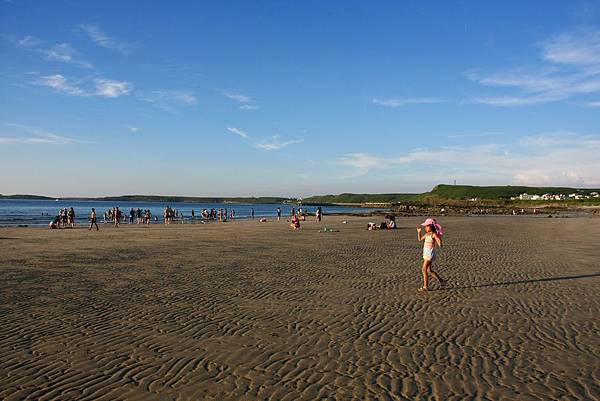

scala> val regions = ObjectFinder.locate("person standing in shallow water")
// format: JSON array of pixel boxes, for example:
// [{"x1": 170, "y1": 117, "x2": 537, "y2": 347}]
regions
[
  {"x1": 89, "y1": 208, "x2": 99, "y2": 231},
  {"x1": 277, "y1": 207, "x2": 281, "y2": 221},
  {"x1": 416, "y1": 218, "x2": 447, "y2": 292}
]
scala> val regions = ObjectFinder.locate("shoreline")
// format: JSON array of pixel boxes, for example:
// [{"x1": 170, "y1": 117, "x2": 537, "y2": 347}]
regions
[{"x1": 2, "y1": 211, "x2": 597, "y2": 229}]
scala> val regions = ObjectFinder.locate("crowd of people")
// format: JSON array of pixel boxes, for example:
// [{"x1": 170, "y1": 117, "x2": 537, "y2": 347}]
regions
[
  {"x1": 48, "y1": 205, "x2": 324, "y2": 230},
  {"x1": 48, "y1": 207, "x2": 76, "y2": 229}
]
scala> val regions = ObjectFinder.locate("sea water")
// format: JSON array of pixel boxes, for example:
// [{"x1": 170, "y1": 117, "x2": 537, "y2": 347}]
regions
[{"x1": 0, "y1": 199, "x2": 379, "y2": 226}]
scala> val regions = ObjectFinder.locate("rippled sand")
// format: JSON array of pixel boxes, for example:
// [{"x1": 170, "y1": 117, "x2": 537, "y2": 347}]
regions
[{"x1": 1, "y1": 216, "x2": 599, "y2": 400}]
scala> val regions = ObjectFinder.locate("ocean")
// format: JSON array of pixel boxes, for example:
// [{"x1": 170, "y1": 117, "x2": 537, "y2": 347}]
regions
[{"x1": 0, "y1": 199, "x2": 380, "y2": 227}]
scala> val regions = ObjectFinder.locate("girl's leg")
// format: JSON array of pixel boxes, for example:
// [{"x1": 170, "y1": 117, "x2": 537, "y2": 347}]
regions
[
  {"x1": 427, "y1": 264, "x2": 447, "y2": 286},
  {"x1": 421, "y1": 260, "x2": 430, "y2": 289}
]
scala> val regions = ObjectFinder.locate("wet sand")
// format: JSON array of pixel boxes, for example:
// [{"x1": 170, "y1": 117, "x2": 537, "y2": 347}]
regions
[{"x1": 1, "y1": 216, "x2": 599, "y2": 400}]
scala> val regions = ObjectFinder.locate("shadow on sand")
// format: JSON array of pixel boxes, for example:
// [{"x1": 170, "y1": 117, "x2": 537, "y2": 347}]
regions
[{"x1": 447, "y1": 273, "x2": 600, "y2": 291}]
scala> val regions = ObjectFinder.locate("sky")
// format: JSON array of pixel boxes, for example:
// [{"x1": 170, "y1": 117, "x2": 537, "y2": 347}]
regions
[{"x1": 1, "y1": 0, "x2": 600, "y2": 197}]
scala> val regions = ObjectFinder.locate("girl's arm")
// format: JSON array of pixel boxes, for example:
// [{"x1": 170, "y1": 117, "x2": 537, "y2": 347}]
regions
[
  {"x1": 434, "y1": 233, "x2": 443, "y2": 247},
  {"x1": 417, "y1": 228, "x2": 424, "y2": 241}
]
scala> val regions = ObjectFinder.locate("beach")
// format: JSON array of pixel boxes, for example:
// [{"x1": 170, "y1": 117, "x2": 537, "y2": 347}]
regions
[{"x1": 1, "y1": 215, "x2": 599, "y2": 400}]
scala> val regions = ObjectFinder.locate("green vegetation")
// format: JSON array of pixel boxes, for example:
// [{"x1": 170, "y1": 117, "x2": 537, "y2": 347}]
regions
[
  {"x1": 302, "y1": 193, "x2": 421, "y2": 204},
  {"x1": 303, "y1": 184, "x2": 600, "y2": 205},
  {"x1": 0, "y1": 194, "x2": 54, "y2": 200},
  {"x1": 425, "y1": 184, "x2": 600, "y2": 200}
]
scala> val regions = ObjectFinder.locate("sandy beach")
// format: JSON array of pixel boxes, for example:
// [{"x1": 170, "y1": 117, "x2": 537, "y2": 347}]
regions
[{"x1": 1, "y1": 215, "x2": 599, "y2": 401}]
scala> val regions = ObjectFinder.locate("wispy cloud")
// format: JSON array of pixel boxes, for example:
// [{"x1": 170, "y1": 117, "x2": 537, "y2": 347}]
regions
[
  {"x1": 17, "y1": 35, "x2": 43, "y2": 47},
  {"x1": 222, "y1": 91, "x2": 260, "y2": 110},
  {"x1": 226, "y1": 127, "x2": 248, "y2": 139},
  {"x1": 35, "y1": 74, "x2": 85, "y2": 96},
  {"x1": 372, "y1": 97, "x2": 442, "y2": 107},
  {"x1": 466, "y1": 28, "x2": 600, "y2": 107},
  {"x1": 33, "y1": 74, "x2": 133, "y2": 98},
  {"x1": 80, "y1": 24, "x2": 131, "y2": 55},
  {"x1": 223, "y1": 91, "x2": 251, "y2": 103},
  {"x1": 585, "y1": 100, "x2": 600, "y2": 107},
  {"x1": 17, "y1": 36, "x2": 93, "y2": 69},
  {"x1": 95, "y1": 78, "x2": 133, "y2": 97},
  {"x1": 540, "y1": 27, "x2": 600, "y2": 65},
  {"x1": 138, "y1": 90, "x2": 198, "y2": 111},
  {"x1": 255, "y1": 135, "x2": 304, "y2": 151},
  {"x1": 447, "y1": 131, "x2": 504, "y2": 139},
  {"x1": 0, "y1": 123, "x2": 84, "y2": 145},
  {"x1": 239, "y1": 104, "x2": 261, "y2": 110},
  {"x1": 126, "y1": 125, "x2": 141, "y2": 133},
  {"x1": 336, "y1": 132, "x2": 600, "y2": 187}
]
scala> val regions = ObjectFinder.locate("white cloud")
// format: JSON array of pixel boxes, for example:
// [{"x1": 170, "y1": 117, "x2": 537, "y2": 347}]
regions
[
  {"x1": 222, "y1": 91, "x2": 261, "y2": 110},
  {"x1": 372, "y1": 97, "x2": 442, "y2": 107},
  {"x1": 223, "y1": 91, "x2": 251, "y2": 103},
  {"x1": 139, "y1": 90, "x2": 198, "y2": 111},
  {"x1": 447, "y1": 131, "x2": 504, "y2": 139},
  {"x1": 335, "y1": 132, "x2": 600, "y2": 187},
  {"x1": 17, "y1": 37, "x2": 93, "y2": 69},
  {"x1": 17, "y1": 35, "x2": 43, "y2": 47},
  {"x1": 34, "y1": 74, "x2": 133, "y2": 98},
  {"x1": 255, "y1": 136, "x2": 304, "y2": 151},
  {"x1": 239, "y1": 104, "x2": 261, "y2": 110},
  {"x1": 94, "y1": 78, "x2": 133, "y2": 97},
  {"x1": 80, "y1": 24, "x2": 131, "y2": 55},
  {"x1": 126, "y1": 126, "x2": 141, "y2": 133},
  {"x1": 585, "y1": 101, "x2": 600, "y2": 107},
  {"x1": 0, "y1": 123, "x2": 83, "y2": 145},
  {"x1": 226, "y1": 127, "x2": 248, "y2": 139},
  {"x1": 466, "y1": 28, "x2": 600, "y2": 106},
  {"x1": 35, "y1": 74, "x2": 85, "y2": 96},
  {"x1": 540, "y1": 27, "x2": 600, "y2": 65}
]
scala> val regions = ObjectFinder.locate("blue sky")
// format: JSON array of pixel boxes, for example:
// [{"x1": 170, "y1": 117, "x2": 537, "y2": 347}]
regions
[{"x1": 1, "y1": 1, "x2": 600, "y2": 197}]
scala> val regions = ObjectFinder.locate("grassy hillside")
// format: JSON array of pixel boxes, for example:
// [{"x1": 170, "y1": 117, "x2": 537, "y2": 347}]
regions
[
  {"x1": 302, "y1": 193, "x2": 421, "y2": 204},
  {"x1": 303, "y1": 184, "x2": 600, "y2": 204},
  {"x1": 426, "y1": 184, "x2": 599, "y2": 200}
]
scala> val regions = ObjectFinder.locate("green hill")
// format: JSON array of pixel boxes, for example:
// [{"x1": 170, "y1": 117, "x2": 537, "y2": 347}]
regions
[
  {"x1": 302, "y1": 193, "x2": 421, "y2": 204},
  {"x1": 426, "y1": 184, "x2": 599, "y2": 200},
  {"x1": 303, "y1": 184, "x2": 600, "y2": 204}
]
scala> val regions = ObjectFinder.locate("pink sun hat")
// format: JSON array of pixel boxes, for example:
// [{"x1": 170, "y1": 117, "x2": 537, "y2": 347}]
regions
[{"x1": 420, "y1": 218, "x2": 444, "y2": 236}]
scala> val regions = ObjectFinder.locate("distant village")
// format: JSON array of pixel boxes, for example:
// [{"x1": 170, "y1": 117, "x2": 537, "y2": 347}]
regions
[{"x1": 511, "y1": 192, "x2": 600, "y2": 201}]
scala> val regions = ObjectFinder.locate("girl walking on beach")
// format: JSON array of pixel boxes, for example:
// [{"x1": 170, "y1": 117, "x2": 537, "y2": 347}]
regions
[{"x1": 416, "y1": 218, "x2": 446, "y2": 291}]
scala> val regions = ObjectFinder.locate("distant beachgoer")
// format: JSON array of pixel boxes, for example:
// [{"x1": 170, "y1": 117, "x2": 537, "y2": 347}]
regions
[
  {"x1": 416, "y1": 218, "x2": 446, "y2": 292},
  {"x1": 291, "y1": 213, "x2": 300, "y2": 230},
  {"x1": 386, "y1": 215, "x2": 396, "y2": 229},
  {"x1": 89, "y1": 208, "x2": 99, "y2": 231},
  {"x1": 49, "y1": 214, "x2": 60, "y2": 229},
  {"x1": 251, "y1": 208, "x2": 255, "y2": 219},
  {"x1": 316, "y1": 206, "x2": 322, "y2": 222},
  {"x1": 191, "y1": 209, "x2": 195, "y2": 223},
  {"x1": 130, "y1": 208, "x2": 135, "y2": 224},
  {"x1": 291, "y1": 207, "x2": 295, "y2": 217},
  {"x1": 114, "y1": 207, "x2": 121, "y2": 227},
  {"x1": 224, "y1": 208, "x2": 228, "y2": 222},
  {"x1": 67, "y1": 207, "x2": 75, "y2": 227},
  {"x1": 277, "y1": 207, "x2": 281, "y2": 221}
]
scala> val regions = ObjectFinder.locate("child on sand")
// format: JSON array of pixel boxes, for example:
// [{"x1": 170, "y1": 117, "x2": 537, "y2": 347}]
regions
[
  {"x1": 416, "y1": 218, "x2": 447, "y2": 291},
  {"x1": 291, "y1": 213, "x2": 300, "y2": 230}
]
